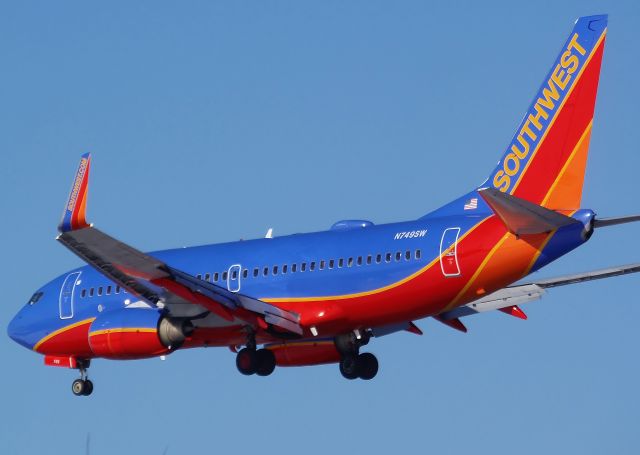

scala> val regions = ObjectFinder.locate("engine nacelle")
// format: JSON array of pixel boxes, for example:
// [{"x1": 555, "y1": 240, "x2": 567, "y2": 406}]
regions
[
  {"x1": 88, "y1": 308, "x2": 192, "y2": 360},
  {"x1": 268, "y1": 340, "x2": 341, "y2": 367}
]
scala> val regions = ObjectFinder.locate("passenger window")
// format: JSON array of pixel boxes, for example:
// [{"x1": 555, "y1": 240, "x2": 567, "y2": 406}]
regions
[
  {"x1": 273, "y1": 265, "x2": 278, "y2": 275},
  {"x1": 263, "y1": 267, "x2": 269, "y2": 277},
  {"x1": 81, "y1": 289, "x2": 87, "y2": 299},
  {"x1": 301, "y1": 263, "x2": 307, "y2": 272},
  {"x1": 320, "y1": 260, "x2": 325, "y2": 270},
  {"x1": 115, "y1": 286, "x2": 121, "y2": 294},
  {"x1": 196, "y1": 274, "x2": 202, "y2": 280},
  {"x1": 367, "y1": 255, "x2": 372, "y2": 265},
  {"x1": 329, "y1": 259, "x2": 334, "y2": 269},
  {"x1": 89, "y1": 288, "x2": 94, "y2": 297},
  {"x1": 97, "y1": 287, "x2": 103, "y2": 296},
  {"x1": 357, "y1": 256, "x2": 362, "y2": 266},
  {"x1": 214, "y1": 272, "x2": 219, "y2": 282},
  {"x1": 385, "y1": 253, "x2": 391, "y2": 263},
  {"x1": 310, "y1": 261, "x2": 316, "y2": 271},
  {"x1": 395, "y1": 252, "x2": 402, "y2": 261},
  {"x1": 243, "y1": 269, "x2": 248, "y2": 279},
  {"x1": 338, "y1": 258, "x2": 344, "y2": 268},
  {"x1": 106, "y1": 285, "x2": 112, "y2": 295},
  {"x1": 405, "y1": 250, "x2": 411, "y2": 260},
  {"x1": 348, "y1": 257, "x2": 353, "y2": 267},
  {"x1": 223, "y1": 271, "x2": 228, "y2": 281},
  {"x1": 283, "y1": 264, "x2": 288, "y2": 274},
  {"x1": 292, "y1": 263, "x2": 297, "y2": 273},
  {"x1": 415, "y1": 249, "x2": 422, "y2": 259},
  {"x1": 232, "y1": 270, "x2": 238, "y2": 279},
  {"x1": 376, "y1": 254, "x2": 382, "y2": 264},
  {"x1": 204, "y1": 273, "x2": 210, "y2": 282},
  {"x1": 253, "y1": 268, "x2": 259, "y2": 277}
]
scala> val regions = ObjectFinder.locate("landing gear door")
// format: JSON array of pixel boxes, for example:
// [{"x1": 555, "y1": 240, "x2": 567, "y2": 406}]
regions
[
  {"x1": 440, "y1": 228, "x2": 461, "y2": 277},
  {"x1": 59, "y1": 271, "x2": 81, "y2": 319},
  {"x1": 227, "y1": 264, "x2": 242, "y2": 293}
]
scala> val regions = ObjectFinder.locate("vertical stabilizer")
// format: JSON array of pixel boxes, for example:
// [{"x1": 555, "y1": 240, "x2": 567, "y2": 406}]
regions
[{"x1": 488, "y1": 15, "x2": 607, "y2": 210}]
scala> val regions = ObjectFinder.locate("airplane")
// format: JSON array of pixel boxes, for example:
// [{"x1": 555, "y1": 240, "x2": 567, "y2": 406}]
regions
[{"x1": 8, "y1": 14, "x2": 640, "y2": 396}]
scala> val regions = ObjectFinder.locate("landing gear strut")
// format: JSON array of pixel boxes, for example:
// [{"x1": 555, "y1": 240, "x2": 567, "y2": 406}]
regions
[
  {"x1": 235, "y1": 331, "x2": 276, "y2": 377},
  {"x1": 335, "y1": 331, "x2": 379, "y2": 380},
  {"x1": 71, "y1": 360, "x2": 93, "y2": 396}
]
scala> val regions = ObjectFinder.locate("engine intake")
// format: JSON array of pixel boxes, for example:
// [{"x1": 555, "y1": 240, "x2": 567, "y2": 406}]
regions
[{"x1": 158, "y1": 317, "x2": 194, "y2": 348}]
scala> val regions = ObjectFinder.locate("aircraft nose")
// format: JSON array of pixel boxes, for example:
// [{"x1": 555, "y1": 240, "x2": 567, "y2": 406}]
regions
[{"x1": 7, "y1": 310, "x2": 34, "y2": 350}]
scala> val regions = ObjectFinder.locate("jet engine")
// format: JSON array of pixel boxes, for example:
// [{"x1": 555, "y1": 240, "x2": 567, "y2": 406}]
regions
[{"x1": 88, "y1": 308, "x2": 193, "y2": 360}]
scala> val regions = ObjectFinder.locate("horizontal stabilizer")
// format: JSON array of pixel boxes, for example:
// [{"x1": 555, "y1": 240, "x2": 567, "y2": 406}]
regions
[
  {"x1": 478, "y1": 187, "x2": 580, "y2": 236},
  {"x1": 594, "y1": 215, "x2": 640, "y2": 228},
  {"x1": 524, "y1": 263, "x2": 640, "y2": 288},
  {"x1": 438, "y1": 263, "x2": 640, "y2": 322}
]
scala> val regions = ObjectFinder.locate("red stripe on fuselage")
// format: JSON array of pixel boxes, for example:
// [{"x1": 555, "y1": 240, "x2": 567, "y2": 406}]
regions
[{"x1": 271, "y1": 216, "x2": 510, "y2": 333}]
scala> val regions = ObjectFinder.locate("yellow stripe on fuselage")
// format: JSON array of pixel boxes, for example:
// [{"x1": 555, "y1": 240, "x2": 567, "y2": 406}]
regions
[
  {"x1": 262, "y1": 216, "x2": 492, "y2": 304},
  {"x1": 89, "y1": 328, "x2": 157, "y2": 337}
]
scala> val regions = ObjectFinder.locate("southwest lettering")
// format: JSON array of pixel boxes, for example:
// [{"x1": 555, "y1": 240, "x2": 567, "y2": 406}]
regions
[
  {"x1": 560, "y1": 49, "x2": 579, "y2": 74},
  {"x1": 493, "y1": 32, "x2": 587, "y2": 193},
  {"x1": 510, "y1": 135, "x2": 530, "y2": 159},
  {"x1": 567, "y1": 33, "x2": 586, "y2": 56},
  {"x1": 504, "y1": 153, "x2": 520, "y2": 176},
  {"x1": 493, "y1": 171, "x2": 510, "y2": 192},
  {"x1": 551, "y1": 65, "x2": 570, "y2": 90}
]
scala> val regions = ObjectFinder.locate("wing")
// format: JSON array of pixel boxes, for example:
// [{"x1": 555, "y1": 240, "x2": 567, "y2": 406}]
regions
[
  {"x1": 56, "y1": 155, "x2": 302, "y2": 335},
  {"x1": 436, "y1": 263, "x2": 640, "y2": 332}
]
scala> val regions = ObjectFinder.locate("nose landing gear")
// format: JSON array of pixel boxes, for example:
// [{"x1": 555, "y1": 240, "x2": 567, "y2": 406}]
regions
[{"x1": 71, "y1": 360, "x2": 93, "y2": 396}]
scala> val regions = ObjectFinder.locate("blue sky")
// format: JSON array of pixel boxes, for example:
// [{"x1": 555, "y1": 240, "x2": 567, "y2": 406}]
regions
[{"x1": 2, "y1": 1, "x2": 640, "y2": 454}]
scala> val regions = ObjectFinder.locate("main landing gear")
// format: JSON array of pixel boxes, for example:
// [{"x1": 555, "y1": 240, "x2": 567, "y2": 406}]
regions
[
  {"x1": 71, "y1": 360, "x2": 93, "y2": 396},
  {"x1": 235, "y1": 332, "x2": 277, "y2": 377},
  {"x1": 335, "y1": 331, "x2": 379, "y2": 381}
]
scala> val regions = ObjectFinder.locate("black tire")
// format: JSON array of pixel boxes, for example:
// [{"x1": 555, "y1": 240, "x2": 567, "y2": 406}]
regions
[
  {"x1": 255, "y1": 349, "x2": 276, "y2": 376},
  {"x1": 83, "y1": 380, "x2": 94, "y2": 396},
  {"x1": 339, "y1": 355, "x2": 360, "y2": 380},
  {"x1": 72, "y1": 379, "x2": 85, "y2": 396},
  {"x1": 236, "y1": 348, "x2": 257, "y2": 375},
  {"x1": 358, "y1": 352, "x2": 378, "y2": 380}
]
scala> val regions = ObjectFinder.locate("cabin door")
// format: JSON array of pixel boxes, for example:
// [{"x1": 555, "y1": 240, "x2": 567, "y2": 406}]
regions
[
  {"x1": 227, "y1": 264, "x2": 242, "y2": 292},
  {"x1": 59, "y1": 271, "x2": 82, "y2": 319},
  {"x1": 439, "y1": 227, "x2": 461, "y2": 277}
]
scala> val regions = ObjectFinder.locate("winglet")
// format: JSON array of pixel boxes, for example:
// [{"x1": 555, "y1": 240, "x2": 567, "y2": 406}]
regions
[{"x1": 58, "y1": 153, "x2": 91, "y2": 233}]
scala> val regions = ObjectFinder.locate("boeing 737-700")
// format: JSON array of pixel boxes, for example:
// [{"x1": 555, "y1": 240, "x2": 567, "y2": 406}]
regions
[{"x1": 8, "y1": 14, "x2": 640, "y2": 396}]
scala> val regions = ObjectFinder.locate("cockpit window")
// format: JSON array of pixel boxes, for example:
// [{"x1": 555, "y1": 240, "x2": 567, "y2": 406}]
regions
[{"x1": 28, "y1": 292, "x2": 44, "y2": 305}]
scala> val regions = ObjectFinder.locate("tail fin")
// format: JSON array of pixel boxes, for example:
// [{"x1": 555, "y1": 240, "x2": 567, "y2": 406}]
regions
[
  {"x1": 488, "y1": 15, "x2": 607, "y2": 210},
  {"x1": 58, "y1": 153, "x2": 91, "y2": 233}
]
